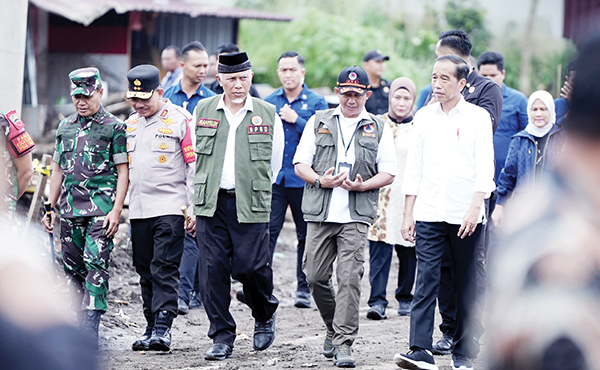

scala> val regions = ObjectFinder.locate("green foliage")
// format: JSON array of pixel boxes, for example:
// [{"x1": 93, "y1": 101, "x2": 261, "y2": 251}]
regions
[
  {"x1": 499, "y1": 41, "x2": 577, "y2": 96},
  {"x1": 239, "y1": 8, "x2": 436, "y2": 91},
  {"x1": 444, "y1": 0, "x2": 492, "y2": 56}
]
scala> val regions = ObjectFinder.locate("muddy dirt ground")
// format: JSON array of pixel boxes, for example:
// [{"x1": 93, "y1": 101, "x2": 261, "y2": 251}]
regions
[{"x1": 99, "y1": 212, "x2": 486, "y2": 370}]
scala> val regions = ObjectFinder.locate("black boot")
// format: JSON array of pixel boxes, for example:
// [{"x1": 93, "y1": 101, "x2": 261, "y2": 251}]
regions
[
  {"x1": 81, "y1": 310, "x2": 103, "y2": 342},
  {"x1": 149, "y1": 310, "x2": 174, "y2": 351},
  {"x1": 132, "y1": 310, "x2": 155, "y2": 351}
]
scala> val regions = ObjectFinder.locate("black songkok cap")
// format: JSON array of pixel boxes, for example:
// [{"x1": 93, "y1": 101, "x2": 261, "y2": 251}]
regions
[{"x1": 218, "y1": 52, "x2": 252, "y2": 74}]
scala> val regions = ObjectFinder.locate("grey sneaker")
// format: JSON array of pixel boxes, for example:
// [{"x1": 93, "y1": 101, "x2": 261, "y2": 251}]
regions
[
  {"x1": 334, "y1": 341, "x2": 356, "y2": 368},
  {"x1": 323, "y1": 329, "x2": 335, "y2": 358}
]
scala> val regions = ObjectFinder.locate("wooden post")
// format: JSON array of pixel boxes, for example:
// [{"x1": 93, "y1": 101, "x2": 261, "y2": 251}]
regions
[{"x1": 26, "y1": 153, "x2": 52, "y2": 229}]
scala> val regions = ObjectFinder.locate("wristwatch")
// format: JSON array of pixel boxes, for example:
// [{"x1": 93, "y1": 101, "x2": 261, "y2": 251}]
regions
[{"x1": 314, "y1": 177, "x2": 321, "y2": 188}]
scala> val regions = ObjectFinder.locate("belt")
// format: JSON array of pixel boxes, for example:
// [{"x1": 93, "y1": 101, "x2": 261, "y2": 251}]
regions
[{"x1": 219, "y1": 188, "x2": 236, "y2": 197}]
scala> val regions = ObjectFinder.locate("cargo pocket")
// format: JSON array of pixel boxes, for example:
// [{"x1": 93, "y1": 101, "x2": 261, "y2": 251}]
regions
[
  {"x1": 251, "y1": 179, "x2": 272, "y2": 212},
  {"x1": 84, "y1": 139, "x2": 111, "y2": 171},
  {"x1": 196, "y1": 127, "x2": 218, "y2": 155},
  {"x1": 356, "y1": 137, "x2": 378, "y2": 164},
  {"x1": 194, "y1": 172, "x2": 208, "y2": 206},
  {"x1": 313, "y1": 134, "x2": 336, "y2": 172},
  {"x1": 248, "y1": 134, "x2": 272, "y2": 161},
  {"x1": 59, "y1": 139, "x2": 75, "y2": 171}
]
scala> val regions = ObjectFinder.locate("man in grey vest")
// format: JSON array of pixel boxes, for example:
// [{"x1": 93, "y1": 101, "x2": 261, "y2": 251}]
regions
[
  {"x1": 193, "y1": 52, "x2": 284, "y2": 360},
  {"x1": 294, "y1": 66, "x2": 396, "y2": 368}
]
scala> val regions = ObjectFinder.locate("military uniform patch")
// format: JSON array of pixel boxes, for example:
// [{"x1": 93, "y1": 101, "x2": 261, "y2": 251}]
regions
[
  {"x1": 158, "y1": 127, "x2": 173, "y2": 134},
  {"x1": 317, "y1": 128, "x2": 331, "y2": 135},
  {"x1": 127, "y1": 119, "x2": 138, "y2": 124},
  {"x1": 127, "y1": 126, "x2": 137, "y2": 132},
  {"x1": 158, "y1": 143, "x2": 169, "y2": 150},
  {"x1": 197, "y1": 118, "x2": 219, "y2": 128},
  {"x1": 160, "y1": 109, "x2": 168, "y2": 118},
  {"x1": 362, "y1": 124, "x2": 376, "y2": 137},
  {"x1": 161, "y1": 118, "x2": 176, "y2": 125},
  {"x1": 248, "y1": 125, "x2": 271, "y2": 135},
  {"x1": 158, "y1": 155, "x2": 167, "y2": 164}
]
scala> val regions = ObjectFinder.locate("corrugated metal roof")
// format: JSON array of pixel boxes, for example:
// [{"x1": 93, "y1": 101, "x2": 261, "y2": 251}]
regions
[{"x1": 30, "y1": 0, "x2": 292, "y2": 26}]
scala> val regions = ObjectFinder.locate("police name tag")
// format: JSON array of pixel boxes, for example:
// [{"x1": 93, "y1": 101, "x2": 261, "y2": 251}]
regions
[
  {"x1": 248, "y1": 125, "x2": 271, "y2": 134},
  {"x1": 197, "y1": 118, "x2": 219, "y2": 128},
  {"x1": 337, "y1": 162, "x2": 352, "y2": 175}
]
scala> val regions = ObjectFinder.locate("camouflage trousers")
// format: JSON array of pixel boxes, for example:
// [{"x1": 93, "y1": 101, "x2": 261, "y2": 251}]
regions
[{"x1": 61, "y1": 216, "x2": 114, "y2": 312}]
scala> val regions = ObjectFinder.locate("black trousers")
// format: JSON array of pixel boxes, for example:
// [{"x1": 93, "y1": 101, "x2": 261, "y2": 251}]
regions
[
  {"x1": 196, "y1": 192, "x2": 279, "y2": 347},
  {"x1": 409, "y1": 221, "x2": 480, "y2": 356},
  {"x1": 268, "y1": 182, "x2": 309, "y2": 296},
  {"x1": 438, "y1": 197, "x2": 491, "y2": 337},
  {"x1": 131, "y1": 215, "x2": 185, "y2": 320}
]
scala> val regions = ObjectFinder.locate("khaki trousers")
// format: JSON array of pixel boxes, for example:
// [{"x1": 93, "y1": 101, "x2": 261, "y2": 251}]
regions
[{"x1": 304, "y1": 221, "x2": 368, "y2": 346}]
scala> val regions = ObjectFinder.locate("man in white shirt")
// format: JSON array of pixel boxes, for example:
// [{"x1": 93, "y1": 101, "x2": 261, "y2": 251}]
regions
[
  {"x1": 294, "y1": 66, "x2": 395, "y2": 368},
  {"x1": 395, "y1": 55, "x2": 495, "y2": 370}
]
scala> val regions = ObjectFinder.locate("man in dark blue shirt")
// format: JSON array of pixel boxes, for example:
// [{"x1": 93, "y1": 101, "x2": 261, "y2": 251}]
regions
[
  {"x1": 264, "y1": 51, "x2": 328, "y2": 308},
  {"x1": 478, "y1": 51, "x2": 529, "y2": 183},
  {"x1": 163, "y1": 41, "x2": 215, "y2": 315},
  {"x1": 164, "y1": 41, "x2": 216, "y2": 115}
]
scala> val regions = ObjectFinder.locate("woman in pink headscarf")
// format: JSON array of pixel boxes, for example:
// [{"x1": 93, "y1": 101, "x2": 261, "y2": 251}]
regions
[{"x1": 366, "y1": 77, "x2": 418, "y2": 320}]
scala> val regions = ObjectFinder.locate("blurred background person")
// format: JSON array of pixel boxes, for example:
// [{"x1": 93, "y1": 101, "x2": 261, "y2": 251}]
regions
[
  {"x1": 366, "y1": 77, "x2": 417, "y2": 321},
  {"x1": 160, "y1": 45, "x2": 183, "y2": 90},
  {"x1": 363, "y1": 50, "x2": 390, "y2": 115},
  {"x1": 486, "y1": 33, "x2": 600, "y2": 370}
]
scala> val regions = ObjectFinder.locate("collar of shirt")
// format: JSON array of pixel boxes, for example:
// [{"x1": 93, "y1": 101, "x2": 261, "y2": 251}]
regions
[
  {"x1": 77, "y1": 105, "x2": 106, "y2": 127},
  {"x1": 216, "y1": 93, "x2": 253, "y2": 117},
  {"x1": 331, "y1": 105, "x2": 371, "y2": 123},
  {"x1": 173, "y1": 81, "x2": 207, "y2": 98},
  {"x1": 274, "y1": 84, "x2": 308, "y2": 104},
  {"x1": 433, "y1": 95, "x2": 468, "y2": 117}
]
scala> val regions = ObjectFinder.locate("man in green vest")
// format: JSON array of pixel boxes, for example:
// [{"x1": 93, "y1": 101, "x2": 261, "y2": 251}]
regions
[
  {"x1": 293, "y1": 66, "x2": 396, "y2": 368},
  {"x1": 193, "y1": 52, "x2": 284, "y2": 360}
]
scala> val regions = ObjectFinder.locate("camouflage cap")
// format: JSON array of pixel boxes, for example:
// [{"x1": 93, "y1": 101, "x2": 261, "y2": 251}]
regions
[{"x1": 69, "y1": 67, "x2": 102, "y2": 96}]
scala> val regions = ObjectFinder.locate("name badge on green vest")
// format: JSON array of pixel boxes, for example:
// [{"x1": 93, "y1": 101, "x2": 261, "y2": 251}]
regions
[
  {"x1": 197, "y1": 118, "x2": 219, "y2": 128},
  {"x1": 248, "y1": 125, "x2": 271, "y2": 135}
]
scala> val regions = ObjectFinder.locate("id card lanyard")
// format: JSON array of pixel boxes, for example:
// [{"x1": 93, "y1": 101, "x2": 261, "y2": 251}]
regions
[
  {"x1": 336, "y1": 116, "x2": 358, "y2": 175},
  {"x1": 336, "y1": 116, "x2": 359, "y2": 160}
]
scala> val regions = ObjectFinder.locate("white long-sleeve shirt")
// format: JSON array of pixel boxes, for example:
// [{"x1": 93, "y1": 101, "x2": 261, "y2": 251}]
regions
[
  {"x1": 217, "y1": 94, "x2": 284, "y2": 189},
  {"x1": 403, "y1": 97, "x2": 495, "y2": 225}
]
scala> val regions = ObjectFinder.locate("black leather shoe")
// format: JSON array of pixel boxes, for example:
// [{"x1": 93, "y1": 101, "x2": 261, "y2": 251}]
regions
[
  {"x1": 205, "y1": 343, "x2": 233, "y2": 361},
  {"x1": 132, "y1": 325, "x2": 153, "y2": 351},
  {"x1": 432, "y1": 333, "x2": 453, "y2": 355},
  {"x1": 253, "y1": 312, "x2": 276, "y2": 351},
  {"x1": 149, "y1": 310, "x2": 174, "y2": 351}
]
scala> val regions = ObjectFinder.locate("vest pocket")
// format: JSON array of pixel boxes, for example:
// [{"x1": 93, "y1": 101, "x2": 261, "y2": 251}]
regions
[
  {"x1": 196, "y1": 127, "x2": 218, "y2": 155},
  {"x1": 355, "y1": 189, "x2": 378, "y2": 219},
  {"x1": 251, "y1": 179, "x2": 272, "y2": 212},
  {"x1": 313, "y1": 136, "x2": 335, "y2": 172},
  {"x1": 194, "y1": 172, "x2": 208, "y2": 206},
  {"x1": 356, "y1": 137, "x2": 378, "y2": 164},
  {"x1": 301, "y1": 185, "x2": 324, "y2": 215},
  {"x1": 248, "y1": 134, "x2": 272, "y2": 161}
]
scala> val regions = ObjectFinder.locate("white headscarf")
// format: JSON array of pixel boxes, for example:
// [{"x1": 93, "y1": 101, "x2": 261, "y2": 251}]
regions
[{"x1": 525, "y1": 90, "x2": 556, "y2": 137}]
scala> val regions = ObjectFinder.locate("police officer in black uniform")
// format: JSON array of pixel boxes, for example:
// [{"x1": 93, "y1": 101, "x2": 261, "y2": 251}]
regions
[{"x1": 363, "y1": 50, "x2": 391, "y2": 115}]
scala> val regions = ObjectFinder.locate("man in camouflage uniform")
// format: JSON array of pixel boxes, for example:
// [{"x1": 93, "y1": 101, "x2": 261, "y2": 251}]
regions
[
  {"x1": 42, "y1": 68, "x2": 129, "y2": 341},
  {"x1": 0, "y1": 109, "x2": 35, "y2": 220},
  {"x1": 126, "y1": 64, "x2": 196, "y2": 352}
]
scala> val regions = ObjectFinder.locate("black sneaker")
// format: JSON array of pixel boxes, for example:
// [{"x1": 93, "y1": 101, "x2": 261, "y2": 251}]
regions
[
  {"x1": 366, "y1": 304, "x2": 387, "y2": 320},
  {"x1": 394, "y1": 348, "x2": 438, "y2": 370},
  {"x1": 451, "y1": 354, "x2": 473, "y2": 370},
  {"x1": 432, "y1": 333, "x2": 453, "y2": 355}
]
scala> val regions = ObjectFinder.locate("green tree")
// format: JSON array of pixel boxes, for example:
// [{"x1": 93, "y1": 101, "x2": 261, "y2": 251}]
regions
[{"x1": 444, "y1": 0, "x2": 492, "y2": 56}]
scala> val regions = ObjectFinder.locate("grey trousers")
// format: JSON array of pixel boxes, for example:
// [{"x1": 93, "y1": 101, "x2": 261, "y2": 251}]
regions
[{"x1": 304, "y1": 221, "x2": 368, "y2": 346}]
